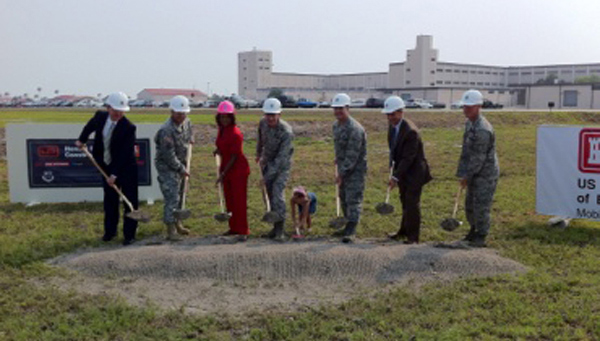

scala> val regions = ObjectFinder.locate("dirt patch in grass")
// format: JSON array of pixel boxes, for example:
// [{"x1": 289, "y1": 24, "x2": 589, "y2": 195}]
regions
[{"x1": 46, "y1": 237, "x2": 527, "y2": 316}]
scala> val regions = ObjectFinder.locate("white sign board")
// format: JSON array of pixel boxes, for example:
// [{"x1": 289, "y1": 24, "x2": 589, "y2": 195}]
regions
[
  {"x1": 537, "y1": 125, "x2": 600, "y2": 220},
  {"x1": 7, "y1": 123, "x2": 163, "y2": 204}
]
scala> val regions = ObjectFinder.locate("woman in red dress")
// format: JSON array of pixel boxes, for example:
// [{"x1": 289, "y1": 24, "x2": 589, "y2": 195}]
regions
[{"x1": 214, "y1": 101, "x2": 251, "y2": 239}]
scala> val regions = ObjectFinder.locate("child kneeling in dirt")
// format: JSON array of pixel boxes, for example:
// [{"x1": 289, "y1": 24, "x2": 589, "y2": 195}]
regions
[{"x1": 290, "y1": 186, "x2": 318, "y2": 237}]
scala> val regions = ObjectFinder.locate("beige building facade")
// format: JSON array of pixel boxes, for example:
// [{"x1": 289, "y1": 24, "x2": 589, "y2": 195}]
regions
[{"x1": 238, "y1": 35, "x2": 600, "y2": 108}]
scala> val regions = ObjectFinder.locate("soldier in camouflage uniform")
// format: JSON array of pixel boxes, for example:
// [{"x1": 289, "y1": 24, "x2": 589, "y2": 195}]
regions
[
  {"x1": 456, "y1": 90, "x2": 499, "y2": 247},
  {"x1": 256, "y1": 98, "x2": 294, "y2": 241},
  {"x1": 154, "y1": 96, "x2": 195, "y2": 241},
  {"x1": 331, "y1": 93, "x2": 368, "y2": 243}
]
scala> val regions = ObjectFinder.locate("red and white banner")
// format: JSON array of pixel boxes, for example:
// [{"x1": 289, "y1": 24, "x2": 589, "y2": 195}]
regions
[{"x1": 537, "y1": 125, "x2": 600, "y2": 220}]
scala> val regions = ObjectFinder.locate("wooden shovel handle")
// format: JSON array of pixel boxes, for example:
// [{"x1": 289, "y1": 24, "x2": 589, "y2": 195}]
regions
[
  {"x1": 452, "y1": 186, "x2": 463, "y2": 219},
  {"x1": 81, "y1": 146, "x2": 135, "y2": 212}
]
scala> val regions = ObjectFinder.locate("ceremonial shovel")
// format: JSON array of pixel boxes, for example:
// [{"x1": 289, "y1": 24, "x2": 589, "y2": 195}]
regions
[
  {"x1": 440, "y1": 186, "x2": 463, "y2": 231},
  {"x1": 173, "y1": 146, "x2": 192, "y2": 220},
  {"x1": 329, "y1": 165, "x2": 348, "y2": 229},
  {"x1": 376, "y1": 162, "x2": 396, "y2": 215},
  {"x1": 81, "y1": 146, "x2": 150, "y2": 222},
  {"x1": 213, "y1": 154, "x2": 232, "y2": 222},
  {"x1": 258, "y1": 164, "x2": 281, "y2": 223}
]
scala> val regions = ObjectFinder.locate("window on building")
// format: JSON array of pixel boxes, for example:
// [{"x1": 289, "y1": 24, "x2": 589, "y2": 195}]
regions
[
  {"x1": 498, "y1": 91, "x2": 505, "y2": 94},
  {"x1": 453, "y1": 81, "x2": 460, "y2": 84},
  {"x1": 462, "y1": 70, "x2": 468, "y2": 74},
  {"x1": 489, "y1": 90, "x2": 495, "y2": 94},
  {"x1": 470, "y1": 82, "x2": 475, "y2": 85},
  {"x1": 576, "y1": 70, "x2": 587, "y2": 74},
  {"x1": 477, "y1": 71, "x2": 483, "y2": 74},
  {"x1": 436, "y1": 80, "x2": 443, "y2": 84},
  {"x1": 461, "y1": 81, "x2": 468, "y2": 85},
  {"x1": 265, "y1": 67, "x2": 270, "y2": 70},
  {"x1": 446, "y1": 69, "x2": 452, "y2": 72},
  {"x1": 444, "y1": 81, "x2": 451, "y2": 84},
  {"x1": 430, "y1": 83, "x2": 435, "y2": 86},
  {"x1": 492, "y1": 72, "x2": 498, "y2": 75},
  {"x1": 470, "y1": 70, "x2": 476, "y2": 74},
  {"x1": 534, "y1": 71, "x2": 545, "y2": 75},
  {"x1": 454, "y1": 70, "x2": 460, "y2": 73},
  {"x1": 258, "y1": 58, "x2": 263, "y2": 61},
  {"x1": 485, "y1": 82, "x2": 490, "y2": 85},
  {"x1": 406, "y1": 68, "x2": 411, "y2": 72},
  {"x1": 431, "y1": 70, "x2": 435, "y2": 74},
  {"x1": 509, "y1": 72, "x2": 518, "y2": 76},
  {"x1": 406, "y1": 80, "x2": 411, "y2": 84},
  {"x1": 522, "y1": 72, "x2": 532, "y2": 75},
  {"x1": 563, "y1": 90, "x2": 578, "y2": 107},
  {"x1": 431, "y1": 58, "x2": 436, "y2": 61},
  {"x1": 437, "y1": 69, "x2": 443, "y2": 72},
  {"x1": 561, "y1": 69, "x2": 571, "y2": 74},
  {"x1": 485, "y1": 71, "x2": 491, "y2": 75},
  {"x1": 477, "y1": 82, "x2": 483, "y2": 85}
]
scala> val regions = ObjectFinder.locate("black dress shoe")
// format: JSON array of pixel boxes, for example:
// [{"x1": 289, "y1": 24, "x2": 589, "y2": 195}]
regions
[
  {"x1": 122, "y1": 238, "x2": 136, "y2": 246},
  {"x1": 102, "y1": 234, "x2": 115, "y2": 242}
]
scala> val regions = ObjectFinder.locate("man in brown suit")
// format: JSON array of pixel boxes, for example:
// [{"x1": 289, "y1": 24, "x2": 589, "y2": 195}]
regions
[{"x1": 383, "y1": 96, "x2": 433, "y2": 244}]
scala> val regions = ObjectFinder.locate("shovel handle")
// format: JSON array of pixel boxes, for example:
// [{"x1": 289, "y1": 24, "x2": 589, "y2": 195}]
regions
[
  {"x1": 81, "y1": 146, "x2": 136, "y2": 212},
  {"x1": 257, "y1": 162, "x2": 272, "y2": 212},
  {"x1": 452, "y1": 186, "x2": 463, "y2": 219},
  {"x1": 384, "y1": 161, "x2": 395, "y2": 204},
  {"x1": 215, "y1": 154, "x2": 226, "y2": 213},
  {"x1": 180, "y1": 145, "x2": 192, "y2": 209},
  {"x1": 335, "y1": 165, "x2": 342, "y2": 217}
]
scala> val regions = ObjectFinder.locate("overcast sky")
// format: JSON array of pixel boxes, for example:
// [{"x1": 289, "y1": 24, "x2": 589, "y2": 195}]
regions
[{"x1": 2, "y1": 0, "x2": 600, "y2": 99}]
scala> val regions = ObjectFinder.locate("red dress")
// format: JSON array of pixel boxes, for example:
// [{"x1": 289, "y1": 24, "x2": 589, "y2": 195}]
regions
[{"x1": 216, "y1": 125, "x2": 251, "y2": 235}]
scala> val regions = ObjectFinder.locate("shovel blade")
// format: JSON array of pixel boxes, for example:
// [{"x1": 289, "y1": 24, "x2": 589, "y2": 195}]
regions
[
  {"x1": 173, "y1": 209, "x2": 192, "y2": 221},
  {"x1": 329, "y1": 217, "x2": 347, "y2": 229},
  {"x1": 375, "y1": 203, "x2": 395, "y2": 215},
  {"x1": 214, "y1": 212, "x2": 232, "y2": 222},
  {"x1": 440, "y1": 218, "x2": 462, "y2": 231},
  {"x1": 126, "y1": 210, "x2": 151, "y2": 223},
  {"x1": 261, "y1": 211, "x2": 281, "y2": 224}
]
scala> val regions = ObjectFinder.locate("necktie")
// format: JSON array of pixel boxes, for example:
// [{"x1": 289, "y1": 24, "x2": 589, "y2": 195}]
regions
[{"x1": 104, "y1": 122, "x2": 116, "y2": 164}]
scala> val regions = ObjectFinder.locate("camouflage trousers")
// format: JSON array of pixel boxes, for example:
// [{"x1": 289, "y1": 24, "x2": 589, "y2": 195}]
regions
[
  {"x1": 157, "y1": 169, "x2": 183, "y2": 224},
  {"x1": 340, "y1": 170, "x2": 366, "y2": 223},
  {"x1": 265, "y1": 169, "x2": 289, "y2": 223},
  {"x1": 465, "y1": 176, "x2": 498, "y2": 238}
]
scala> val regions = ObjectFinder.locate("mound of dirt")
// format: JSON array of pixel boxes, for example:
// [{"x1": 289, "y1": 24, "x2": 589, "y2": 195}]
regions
[{"x1": 46, "y1": 237, "x2": 527, "y2": 315}]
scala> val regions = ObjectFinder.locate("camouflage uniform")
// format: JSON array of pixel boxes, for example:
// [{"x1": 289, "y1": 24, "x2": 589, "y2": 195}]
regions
[
  {"x1": 456, "y1": 114, "x2": 499, "y2": 241},
  {"x1": 333, "y1": 117, "x2": 368, "y2": 223},
  {"x1": 257, "y1": 118, "x2": 294, "y2": 222},
  {"x1": 154, "y1": 117, "x2": 194, "y2": 224}
]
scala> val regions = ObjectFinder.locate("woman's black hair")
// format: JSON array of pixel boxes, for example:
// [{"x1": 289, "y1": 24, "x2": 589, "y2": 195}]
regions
[{"x1": 215, "y1": 114, "x2": 236, "y2": 129}]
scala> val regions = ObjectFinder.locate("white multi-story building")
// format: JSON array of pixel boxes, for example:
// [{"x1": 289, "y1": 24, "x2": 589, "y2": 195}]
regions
[{"x1": 239, "y1": 35, "x2": 600, "y2": 109}]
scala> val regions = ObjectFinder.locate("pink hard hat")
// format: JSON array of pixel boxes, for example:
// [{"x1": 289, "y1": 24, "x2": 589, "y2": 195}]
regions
[
  {"x1": 293, "y1": 186, "x2": 307, "y2": 197},
  {"x1": 217, "y1": 100, "x2": 236, "y2": 115}
]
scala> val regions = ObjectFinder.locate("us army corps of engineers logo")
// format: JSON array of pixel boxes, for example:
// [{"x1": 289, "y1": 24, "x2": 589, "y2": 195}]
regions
[{"x1": 579, "y1": 128, "x2": 600, "y2": 173}]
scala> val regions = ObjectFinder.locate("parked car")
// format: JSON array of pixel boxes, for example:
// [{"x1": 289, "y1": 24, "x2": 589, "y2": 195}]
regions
[
  {"x1": 349, "y1": 99, "x2": 366, "y2": 108},
  {"x1": 482, "y1": 99, "x2": 503, "y2": 109},
  {"x1": 204, "y1": 100, "x2": 219, "y2": 108},
  {"x1": 430, "y1": 101, "x2": 446, "y2": 109},
  {"x1": 366, "y1": 98, "x2": 384, "y2": 108},
  {"x1": 318, "y1": 101, "x2": 331, "y2": 108},
  {"x1": 412, "y1": 98, "x2": 433, "y2": 109},
  {"x1": 297, "y1": 98, "x2": 318, "y2": 108},
  {"x1": 451, "y1": 101, "x2": 464, "y2": 109},
  {"x1": 278, "y1": 95, "x2": 298, "y2": 108}
]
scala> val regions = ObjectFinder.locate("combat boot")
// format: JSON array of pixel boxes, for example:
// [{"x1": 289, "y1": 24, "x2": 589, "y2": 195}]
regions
[
  {"x1": 468, "y1": 236, "x2": 487, "y2": 248},
  {"x1": 166, "y1": 223, "x2": 182, "y2": 241},
  {"x1": 176, "y1": 220, "x2": 190, "y2": 235},
  {"x1": 341, "y1": 222, "x2": 357, "y2": 244},
  {"x1": 463, "y1": 226, "x2": 476, "y2": 242},
  {"x1": 265, "y1": 222, "x2": 285, "y2": 241}
]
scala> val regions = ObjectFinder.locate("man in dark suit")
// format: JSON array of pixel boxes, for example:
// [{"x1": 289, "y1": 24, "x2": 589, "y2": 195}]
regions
[
  {"x1": 383, "y1": 96, "x2": 432, "y2": 244},
  {"x1": 75, "y1": 92, "x2": 139, "y2": 245}
]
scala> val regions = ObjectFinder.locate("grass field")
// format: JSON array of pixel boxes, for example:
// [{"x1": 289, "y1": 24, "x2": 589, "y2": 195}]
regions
[{"x1": 1, "y1": 108, "x2": 600, "y2": 340}]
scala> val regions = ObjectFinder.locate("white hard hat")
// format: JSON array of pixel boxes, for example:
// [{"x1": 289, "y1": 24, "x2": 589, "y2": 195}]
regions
[
  {"x1": 331, "y1": 93, "x2": 351, "y2": 108},
  {"x1": 106, "y1": 92, "x2": 130, "y2": 112},
  {"x1": 262, "y1": 97, "x2": 282, "y2": 114},
  {"x1": 461, "y1": 89, "x2": 483, "y2": 106},
  {"x1": 169, "y1": 95, "x2": 191, "y2": 113},
  {"x1": 382, "y1": 96, "x2": 405, "y2": 114}
]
